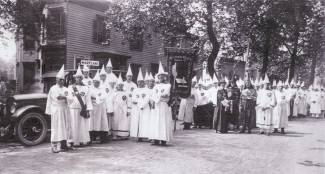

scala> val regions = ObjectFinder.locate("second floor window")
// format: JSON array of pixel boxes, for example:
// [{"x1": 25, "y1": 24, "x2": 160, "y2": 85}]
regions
[
  {"x1": 93, "y1": 15, "x2": 110, "y2": 44},
  {"x1": 46, "y1": 7, "x2": 65, "y2": 40},
  {"x1": 23, "y1": 23, "x2": 36, "y2": 50},
  {"x1": 129, "y1": 26, "x2": 144, "y2": 51}
]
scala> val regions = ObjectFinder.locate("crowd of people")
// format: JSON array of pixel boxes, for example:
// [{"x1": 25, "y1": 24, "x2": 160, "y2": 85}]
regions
[
  {"x1": 46, "y1": 60, "x2": 172, "y2": 153},
  {"x1": 46, "y1": 59, "x2": 325, "y2": 153},
  {"x1": 179, "y1": 61, "x2": 325, "y2": 136}
]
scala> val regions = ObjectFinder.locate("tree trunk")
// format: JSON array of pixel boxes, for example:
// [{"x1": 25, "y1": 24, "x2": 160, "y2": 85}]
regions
[
  {"x1": 309, "y1": 55, "x2": 317, "y2": 86},
  {"x1": 288, "y1": 1, "x2": 300, "y2": 82},
  {"x1": 205, "y1": 0, "x2": 220, "y2": 77},
  {"x1": 260, "y1": 19, "x2": 272, "y2": 77}
]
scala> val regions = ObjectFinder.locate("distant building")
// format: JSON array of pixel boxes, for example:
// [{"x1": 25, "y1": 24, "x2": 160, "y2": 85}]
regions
[{"x1": 16, "y1": 0, "x2": 166, "y2": 93}]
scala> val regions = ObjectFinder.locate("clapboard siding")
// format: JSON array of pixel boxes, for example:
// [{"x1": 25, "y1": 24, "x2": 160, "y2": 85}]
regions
[{"x1": 66, "y1": 2, "x2": 165, "y2": 72}]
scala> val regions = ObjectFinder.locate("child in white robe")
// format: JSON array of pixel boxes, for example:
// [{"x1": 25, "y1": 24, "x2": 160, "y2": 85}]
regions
[{"x1": 112, "y1": 74, "x2": 130, "y2": 139}]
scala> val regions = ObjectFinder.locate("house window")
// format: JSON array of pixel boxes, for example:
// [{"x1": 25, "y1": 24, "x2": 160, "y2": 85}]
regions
[
  {"x1": 129, "y1": 26, "x2": 144, "y2": 51},
  {"x1": 93, "y1": 15, "x2": 110, "y2": 45},
  {"x1": 46, "y1": 7, "x2": 65, "y2": 40},
  {"x1": 23, "y1": 23, "x2": 36, "y2": 50}
]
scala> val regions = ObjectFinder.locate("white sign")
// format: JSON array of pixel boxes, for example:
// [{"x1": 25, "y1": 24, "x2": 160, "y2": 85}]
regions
[{"x1": 80, "y1": 60, "x2": 100, "y2": 66}]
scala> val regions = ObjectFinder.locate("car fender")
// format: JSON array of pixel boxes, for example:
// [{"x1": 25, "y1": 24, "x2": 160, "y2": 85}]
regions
[{"x1": 11, "y1": 105, "x2": 45, "y2": 120}]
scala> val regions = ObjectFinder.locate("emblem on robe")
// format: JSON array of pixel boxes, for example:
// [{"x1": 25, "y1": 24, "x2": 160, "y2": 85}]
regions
[
  {"x1": 122, "y1": 96, "x2": 127, "y2": 101},
  {"x1": 142, "y1": 94, "x2": 146, "y2": 98}
]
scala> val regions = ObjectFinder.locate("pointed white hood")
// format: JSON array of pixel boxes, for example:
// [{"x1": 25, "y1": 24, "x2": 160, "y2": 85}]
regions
[
  {"x1": 137, "y1": 68, "x2": 144, "y2": 81},
  {"x1": 56, "y1": 65, "x2": 65, "y2": 79},
  {"x1": 74, "y1": 65, "x2": 83, "y2": 77},
  {"x1": 126, "y1": 64, "x2": 133, "y2": 76}
]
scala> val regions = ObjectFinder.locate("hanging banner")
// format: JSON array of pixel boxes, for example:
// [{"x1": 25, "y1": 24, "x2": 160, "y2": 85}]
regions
[{"x1": 166, "y1": 47, "x2": 197, "y2": 98}]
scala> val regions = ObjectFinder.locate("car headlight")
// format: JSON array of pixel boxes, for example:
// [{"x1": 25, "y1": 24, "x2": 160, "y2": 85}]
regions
[{"x1": 10, "y1": 102, "x2": 17, "y2": 114}]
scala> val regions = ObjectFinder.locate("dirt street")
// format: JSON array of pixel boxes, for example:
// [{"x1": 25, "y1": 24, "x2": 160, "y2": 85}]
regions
[{"x1": 0, "y1": 118, "x2": 324, "y2": 174}]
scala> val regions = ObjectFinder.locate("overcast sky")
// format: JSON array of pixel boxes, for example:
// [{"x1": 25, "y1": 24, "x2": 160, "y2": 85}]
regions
[{"x1": 0, "y1": 29, "x2": 15, "y2": 65}]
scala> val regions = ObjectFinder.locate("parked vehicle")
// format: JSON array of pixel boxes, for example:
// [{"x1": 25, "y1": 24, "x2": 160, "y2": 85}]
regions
[{"x1": 0, "y1": 70, "x2": 75, "y2": 146}]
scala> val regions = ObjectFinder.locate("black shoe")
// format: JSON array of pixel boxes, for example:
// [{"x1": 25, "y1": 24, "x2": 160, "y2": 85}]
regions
[
  {"x1": 281, "y1": 128, "x2": 285, "y2": 134},
  {"x1": 161, "y1": 141, "x2": 167, "y2": 146},
  {"x1": 273, "y1": 129, "x2": 278, "y2": 133},
  {"x1": 152, "y1": 140, "x2": 160, "y2": 145}
]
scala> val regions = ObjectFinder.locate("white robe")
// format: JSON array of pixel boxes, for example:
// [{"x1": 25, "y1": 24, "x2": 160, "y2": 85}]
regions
[
  {"x1": 82, "y1": 77, "x2": 93, "y2": 87},
  {"x1": 129, "y1": 88, "x2": 141, "y2": 138},
  {"x1": 178, "y1": 88, "x2": 197, "y2": 123},
  {"x1": 257, "y1": 89, "x2": 276, "y2": 130},
  {"x1": 320, "y1": 91, "x2": 325, "y2": 111},
  {"x1": 308, "y1": 91, "x2": 321, "y2": 114},
  {"x1": 45, "y1": 85, "x2": 69, "y2": 142},
  {"x1": 67, "y1": 85, "x2": 93, "y2": 145},
  {"x1": 137, "y1": 88, "x2": 151, "y2": 138},
  {"x1": 149, "y1": 83, "x2": 173, "y2": 142},
  {"x1": 293, "y1": 89, "x2": 308, "y2": 116},
  {"x1": 89, "y1": 87, "x2": 109, "y2": 132},
  {"x1": 255, "y1": 89, "x2": 263, "y2": 127},
  {"x1": 123, "y1": 81, "x2": 137, "y2": 127},
  {"x1": 273, "y1": 90, "x2": 289, "y2": 129},
  {"x1": 112, "y1": 91, "x2": 129, "y2": 137}
]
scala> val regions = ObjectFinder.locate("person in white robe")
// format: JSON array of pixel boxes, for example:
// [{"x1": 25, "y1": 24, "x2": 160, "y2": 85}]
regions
[
  {"x1": 89, "y1": 71, "x2": 109, "y2": 143},
  {"x1": 255, "y1": 78, "x2": 264, "y2": 128},
  {"x1": 123, "y1": 64, "x2": 137, "y2": 126},
  {"x1": 293, "y1": 82, "x2": 308, "y2": 117},
  {"x1": 272, "y1": 81, "x2": 289, "y2": 134},
  {"x1": 67, "y1": 66, "x2": 93, "y2": 147},
  {"x1": 178, "y1": 76, "x2": 198, "y2": 130},
  {"x1": 45, "y1": 65, "x2": 70, "y2": 153},
  {"x1": 111, "y1": 74, "x2": 130, "y2": 139},
  {"x1": 320, "y1": 87, "x2": 325, "y2": 118},
  {"x1": 256, "y1": 74, "x2": 276, "y2": 135},
  {"x1": 137, "y1": 72, "x2": 151, "y2": 140},
  {"x1": 149, "y1": 62, "x2": 173, "y2": 146},
  {"x1": 82, "y1": 65, "x2": 92, "y2": 87},
  {"x1": 129, "y1": 68, "x2": 145, "y2": 140},
  {"x1": 308, "y1": 86, "x2": 321, "y2": 118}
]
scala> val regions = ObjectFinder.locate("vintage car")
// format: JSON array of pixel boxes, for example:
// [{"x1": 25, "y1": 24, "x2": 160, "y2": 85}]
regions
[{"x1": 0, "y1": 70, "x2": 76, "y2": 146}]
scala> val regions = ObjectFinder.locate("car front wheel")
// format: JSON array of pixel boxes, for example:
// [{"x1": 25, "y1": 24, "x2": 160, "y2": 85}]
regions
[{"x1": 15, "y1": 112, "x2": 48, "y2": 146}]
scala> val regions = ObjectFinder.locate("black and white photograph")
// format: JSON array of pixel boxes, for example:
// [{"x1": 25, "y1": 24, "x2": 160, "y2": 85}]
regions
[{"x1": 0, "y1": 0, "x2": 325, "y2": 173}]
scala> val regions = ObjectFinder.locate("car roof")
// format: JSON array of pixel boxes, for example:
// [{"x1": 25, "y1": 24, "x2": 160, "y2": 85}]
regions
[{"x1": 13, "y1": 93, "x2": 48, "y2": 100}]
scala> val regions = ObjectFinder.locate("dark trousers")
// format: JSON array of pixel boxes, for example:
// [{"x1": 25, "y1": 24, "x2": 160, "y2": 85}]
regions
[
  {"x1": 289, "y1": 99, "x2": 294, "y2": 119},
  {"x1": 195, "y1": 103, "x2": 214, "y2": 128},
  {"x1": 240, "y1": 109, "x2": 253, "y2": 132},
  {"x1": 215, "y1": 106, "x2": 229, "y2": 133}
]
